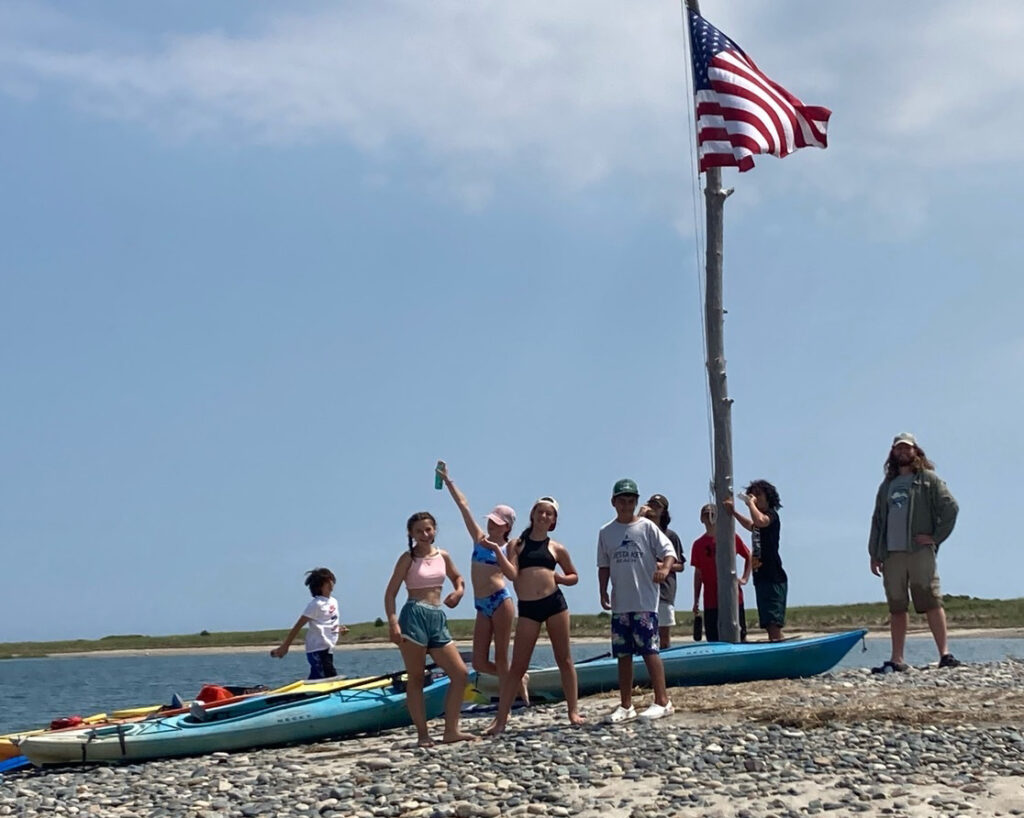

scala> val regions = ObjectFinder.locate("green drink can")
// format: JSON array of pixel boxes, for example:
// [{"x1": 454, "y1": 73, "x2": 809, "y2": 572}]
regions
[{"x1": 434, "y1": 460, "x2": 445, "y2": 490}]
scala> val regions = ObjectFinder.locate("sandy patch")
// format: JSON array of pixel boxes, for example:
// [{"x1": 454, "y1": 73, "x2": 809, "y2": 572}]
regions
[{"x1": 43, "y1": 626, "x2": 1024, "y2": 658}]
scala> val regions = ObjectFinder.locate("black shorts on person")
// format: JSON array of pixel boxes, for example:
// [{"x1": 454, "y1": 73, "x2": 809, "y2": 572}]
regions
[{"x1": 518, "y1": 589, "x2": 568, "y2": 623}]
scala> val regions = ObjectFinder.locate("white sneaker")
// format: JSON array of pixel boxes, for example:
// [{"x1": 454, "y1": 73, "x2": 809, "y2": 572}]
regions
[
  {"x1": 639, "y1": 701, "x2": 674, "y2": 720},
  {"x1": 606, "y1": 705, "x2": 637, "y2": 723}
]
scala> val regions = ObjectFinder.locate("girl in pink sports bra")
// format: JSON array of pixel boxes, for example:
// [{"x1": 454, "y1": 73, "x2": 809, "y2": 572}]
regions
[
  {"x1": 437, "y1": 462, "x2": 529, "y2": 708},
  {"x1": 384, "y1": 511, "x2": 476, "y2": 747}
]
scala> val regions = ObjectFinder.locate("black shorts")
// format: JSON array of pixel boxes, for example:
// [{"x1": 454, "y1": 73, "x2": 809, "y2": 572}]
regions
[
  {"x1": 517, "y1": 589, "x2": 568, "y2": 623},
  {"x1": 704, "y1": 599, "x2": 748, "y2": 642}
]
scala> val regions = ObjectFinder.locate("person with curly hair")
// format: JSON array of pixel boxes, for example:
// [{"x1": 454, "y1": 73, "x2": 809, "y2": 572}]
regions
[{"x1": 724, "y1": 479, "x2": 786, "y2": 641}]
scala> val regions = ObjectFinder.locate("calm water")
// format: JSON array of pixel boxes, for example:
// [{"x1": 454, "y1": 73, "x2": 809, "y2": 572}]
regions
[{"x1": 2, "y1": 635, "x2": 1022, "y2": 735}]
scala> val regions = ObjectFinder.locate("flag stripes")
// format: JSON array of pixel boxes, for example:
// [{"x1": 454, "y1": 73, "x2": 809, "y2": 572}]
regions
[{"x1": 689, "y1": 9, "x2": 830, "y2": 173}]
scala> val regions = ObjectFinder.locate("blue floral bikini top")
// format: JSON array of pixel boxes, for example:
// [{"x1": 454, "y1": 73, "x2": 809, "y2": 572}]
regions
[{"x1": 471, "y1": 542, "x2": 504, "y2": 565}]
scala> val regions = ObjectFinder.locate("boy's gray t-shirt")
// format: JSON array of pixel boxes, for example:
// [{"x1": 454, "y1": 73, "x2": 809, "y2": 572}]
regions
[
  {"x1": 597, "y1": 518, "x2": 674, "y2": 613},
  {"x1": 886, "y1": 474, "x2": 914, "y2": 552}
]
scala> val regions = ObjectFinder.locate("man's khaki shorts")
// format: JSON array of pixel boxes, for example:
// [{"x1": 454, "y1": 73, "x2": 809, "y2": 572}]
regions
[{"x1": 882, "y1": 547, "x2": 942, "y2": 614}]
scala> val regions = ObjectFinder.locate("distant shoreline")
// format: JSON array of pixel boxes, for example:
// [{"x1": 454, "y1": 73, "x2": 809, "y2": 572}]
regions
[{"x1": 43, "y1": 626, "x2": 1024, "y2": 658}]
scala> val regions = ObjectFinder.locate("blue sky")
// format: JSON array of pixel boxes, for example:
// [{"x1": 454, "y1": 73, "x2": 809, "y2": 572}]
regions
[{"x1": 2, "y1": 1, "x2": 1021, "y2": 642}]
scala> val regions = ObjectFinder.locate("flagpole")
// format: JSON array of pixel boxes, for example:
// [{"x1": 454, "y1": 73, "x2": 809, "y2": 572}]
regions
[{"x1": 685, "y1": 0, "x2": 740, "y2": 644}]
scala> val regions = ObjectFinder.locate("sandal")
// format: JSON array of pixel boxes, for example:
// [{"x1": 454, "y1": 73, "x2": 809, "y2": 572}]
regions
[{"x1": 870, "y1": 660, "x2": 909, "y2": 674}]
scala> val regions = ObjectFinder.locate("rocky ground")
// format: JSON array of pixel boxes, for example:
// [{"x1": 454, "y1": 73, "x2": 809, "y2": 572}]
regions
[{"x1": 2, "y1": 658, "x2": 1023, "y2": 818}]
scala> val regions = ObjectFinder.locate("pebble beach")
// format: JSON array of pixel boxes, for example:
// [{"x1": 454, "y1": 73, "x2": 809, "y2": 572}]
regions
[{"x1": 3, "y1": 658, "x2": 1023, "y2": 818}]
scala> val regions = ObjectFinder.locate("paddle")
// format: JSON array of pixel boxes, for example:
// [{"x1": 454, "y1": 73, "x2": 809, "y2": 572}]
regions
[
  {"x1": 187, "y1": 662, "x2": 444, "y2": 722},
  {"x1": 576, "y1": 651, "x2": 612, "y2": 665},
  {"x1": 0, "y1": 755, "x2": 29, "y2": 773}
]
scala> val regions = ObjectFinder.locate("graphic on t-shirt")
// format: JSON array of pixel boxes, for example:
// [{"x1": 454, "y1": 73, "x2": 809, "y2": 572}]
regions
[
  {"x1": 613, "y1": 538, "x2": 641, "y2": 564},
  {"x1": 889, "y1": 486, "x2": 910, "y2": 510}
]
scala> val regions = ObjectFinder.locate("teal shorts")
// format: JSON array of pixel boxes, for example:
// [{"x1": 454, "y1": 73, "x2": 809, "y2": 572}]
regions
[
  {"x1": 399, "y1": 600, "x2": 452, "y2": 649},
  {"x1": 754, "y1": 580, "x2": 787, "y2": 628}
]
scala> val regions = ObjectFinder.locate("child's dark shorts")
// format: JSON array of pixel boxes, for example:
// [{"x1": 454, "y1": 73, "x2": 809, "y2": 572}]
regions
[
  {"x1": 306, "y1": 649, "x2": 337, "y2": 680},
  {"x1": 754, "y1": 579, "x2": 788, "y2": 627},
  {"x1": 517, "y1": 589, "x2": 568, "y2": 623},
  {"x1": 610, "y1": 611, "x2": 659, "y2": 657}
]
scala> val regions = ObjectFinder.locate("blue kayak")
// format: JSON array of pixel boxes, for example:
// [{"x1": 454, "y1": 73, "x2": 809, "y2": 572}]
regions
[
  {"x1": 19, "y1": 675, "x2": 450, "y2": 766},
  {"x1": 473, "y1": 629, "x2": 867, "y2": 702}
]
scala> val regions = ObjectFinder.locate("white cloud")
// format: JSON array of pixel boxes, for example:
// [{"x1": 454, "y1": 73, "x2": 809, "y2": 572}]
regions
[
  {"x1": 2, "y1": 1, "x2": 1023, "y2": 220},
  {"x1": 1, "y1": 2, "x2": 692, "y2": 187}
]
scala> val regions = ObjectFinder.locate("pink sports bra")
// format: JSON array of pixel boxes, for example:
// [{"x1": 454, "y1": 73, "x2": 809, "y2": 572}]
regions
[{"x1": 405, "y1": 551, "x2": 446, "y2": 590}]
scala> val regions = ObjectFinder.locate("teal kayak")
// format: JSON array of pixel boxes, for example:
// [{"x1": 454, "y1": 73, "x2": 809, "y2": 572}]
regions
[
  {"x1": 19, "y1": 675, "x2": 450, "y2": 766},
  {"x1": 473, "y1": 629, "x2": 867, "y2": 703}
]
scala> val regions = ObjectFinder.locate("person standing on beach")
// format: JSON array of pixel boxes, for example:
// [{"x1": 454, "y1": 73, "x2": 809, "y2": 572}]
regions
[
  {"x1": 640, "y1": 494, "x2": 685, "y2": 649},
  {"x1": 270, "y1": 567, "x2": 348, "y2": 679},
  {"x1": 725, "y1": 480, "x2": 786, "y2": 642},
  {"x1": 484, "y1": 496, "x2": 585, "y2": 735},
  {"x1": 384, "y1": 512, "x2": 475, "y2": 746},
  {"x1": 436, "y1": 462, "x2": 529, "y2": 704},
  {"x1": 868, "y1": 432, "x2": 960, "y2": 672},
  {"x1": 598, "y1": 478, "x2": 676, "y2": 722},
  {"x1": 690, "y1": 504, "x2": 751, "y2": 642}
]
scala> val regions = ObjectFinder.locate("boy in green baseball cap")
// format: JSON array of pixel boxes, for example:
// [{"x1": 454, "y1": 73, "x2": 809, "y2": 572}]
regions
[{"x1": 597, "y1": 478, "x2": 677, "y2": 722}]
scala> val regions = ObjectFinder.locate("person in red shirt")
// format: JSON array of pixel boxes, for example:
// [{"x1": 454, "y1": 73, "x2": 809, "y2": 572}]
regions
[{"x1": 690, "y1": 503, "x2": 751, "y2": 642}]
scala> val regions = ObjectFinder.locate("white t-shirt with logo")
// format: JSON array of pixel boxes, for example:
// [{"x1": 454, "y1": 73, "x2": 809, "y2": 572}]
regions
[
  {"x1": 597, "y1": 518, "x2": 674, "y2": 614},
  {"x1": 303, "y1": 595, "x2": 341, "y2": 653}
]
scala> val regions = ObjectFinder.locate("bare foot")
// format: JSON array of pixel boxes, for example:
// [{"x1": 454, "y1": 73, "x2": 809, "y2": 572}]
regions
[
  {"x1": 483, "y1": 719, "x2": 506, "y2": 736},
  {"x1": 442, "y1": 731, "x2": 479, "y2": 744},
  {"x1": 519, "y1": 672, "x2": 530, "y2": 707},
  {"x1": 417, "y1": 736, "x2": 436, "y2": 748},
  {"x1": 568, "y1": 711, "x2": 586, "y2": 726}
]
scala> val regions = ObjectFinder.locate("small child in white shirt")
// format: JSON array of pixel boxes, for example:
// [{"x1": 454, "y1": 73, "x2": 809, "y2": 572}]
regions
[{"x1": 271, "y1": 567, "x2": 348, "y2": 679}]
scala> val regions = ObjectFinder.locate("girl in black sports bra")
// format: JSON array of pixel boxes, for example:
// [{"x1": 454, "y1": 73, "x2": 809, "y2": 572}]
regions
[{"x1": 480, "y1": 496, "x2": 585, "y2": 735}]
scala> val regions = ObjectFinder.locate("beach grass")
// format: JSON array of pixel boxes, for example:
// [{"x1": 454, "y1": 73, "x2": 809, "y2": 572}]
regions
[{"x1": 1, "y1": 594, "x2": 1021, "y2": 659}]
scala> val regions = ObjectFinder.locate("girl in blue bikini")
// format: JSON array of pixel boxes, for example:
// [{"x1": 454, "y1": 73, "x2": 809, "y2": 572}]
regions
[{"x1": 438, "y1": 463, "x2": 529, "y2": 705}]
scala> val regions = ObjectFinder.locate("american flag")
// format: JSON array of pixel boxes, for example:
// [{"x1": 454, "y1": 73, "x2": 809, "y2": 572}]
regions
[{"x1": 688, "y1": 9, "x2": 830, "y2": 173}]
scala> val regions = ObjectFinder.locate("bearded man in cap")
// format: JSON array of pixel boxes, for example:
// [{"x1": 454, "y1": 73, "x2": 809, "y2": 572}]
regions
[{"x1": 868, "y1": 433, "x2": 960, "y2": 673}]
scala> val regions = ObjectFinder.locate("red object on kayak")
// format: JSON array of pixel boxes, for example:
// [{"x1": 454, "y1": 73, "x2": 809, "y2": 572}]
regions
[
  {"x1": 49, "y1": 716, "x2": 83, "y2": 730},
  {"x1": 195, "y1": 685, "x2": 233, "y2": 703}
]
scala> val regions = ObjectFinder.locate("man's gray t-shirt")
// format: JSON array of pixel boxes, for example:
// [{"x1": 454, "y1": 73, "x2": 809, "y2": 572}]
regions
[
  {"x1": 886, "y1": 474, "x2": 914, "y2": 552},
  {"x1": 597, "y1": 518, "x2": 674, "y2": 613}
]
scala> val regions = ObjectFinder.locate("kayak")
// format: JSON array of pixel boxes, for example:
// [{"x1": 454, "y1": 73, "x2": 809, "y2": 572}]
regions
[
  {"x1": 2, "y1": 674, "x2": 384, "y2": 762},
  {"x1": 19, "y1": 674, "x2": 450, "y2": 765},
  {"x1": 471, "y1": 629, "x2": 867, "y2": 703},
  {"x1": 1, "y1": 712, "x2": 110, "y2": 762}
]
